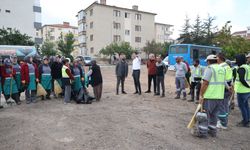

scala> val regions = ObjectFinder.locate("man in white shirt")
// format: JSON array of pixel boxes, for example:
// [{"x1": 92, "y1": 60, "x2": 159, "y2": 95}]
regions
[{"x1": 132, "y1": 52, "x2": 141, "y2": 95}]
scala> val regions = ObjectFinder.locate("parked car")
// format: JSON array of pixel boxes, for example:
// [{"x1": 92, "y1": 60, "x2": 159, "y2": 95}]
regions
[{"x1": 76, "y1": 56, "x2": 92, "y2": 66}]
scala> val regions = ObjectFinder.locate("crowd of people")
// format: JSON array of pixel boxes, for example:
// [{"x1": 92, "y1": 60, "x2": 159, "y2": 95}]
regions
[
  {"x1": 115, "y1": 51, "x2": 250, "y2": 138},
  {"x1": 0, "y1": 55, "x2": 103, "y2": 108}
]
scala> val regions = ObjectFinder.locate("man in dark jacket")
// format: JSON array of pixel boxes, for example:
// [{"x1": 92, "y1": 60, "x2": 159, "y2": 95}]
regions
[
  {"x1": 116, "y1": 53, "x2": 128, "y2": 95},
  {"x1": 51, "y1": 55, "x2": 63, "y2": 97}
]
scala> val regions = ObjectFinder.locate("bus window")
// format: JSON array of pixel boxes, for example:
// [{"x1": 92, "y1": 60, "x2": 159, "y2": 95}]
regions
[
  {"x1": 169, "y1": 45, "x2": 188, "y2": 54},
  {"x1": 206, "y1": 48, "x2": 212, "y2": 56},
  {"x1": 193, "y1": 49, "x2": 199, "y2": 60},
  {"x1": 200, "y1": 48, "x2": 206, "y2": 58},
  {"x1": 169, "y1": 46, "x2": 176, "y2": 54}
]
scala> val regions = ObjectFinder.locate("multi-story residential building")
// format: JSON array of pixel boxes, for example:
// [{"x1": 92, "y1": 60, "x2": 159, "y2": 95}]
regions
[
  {"x1": 155, "y1": 23, "x2": 174, "y2": 43},
  {"x1": 77, "y1": 0, "x2": 173, "y2": 57},
  {"x1": 232, "y1": 26, "x2": 250, "y2": 40},
  {"x1": 40, "y1": 22, "x2": 79, "y2": 56},
  {"x1": 0, "y1": 0, "x2": 42, "y2": 44}
]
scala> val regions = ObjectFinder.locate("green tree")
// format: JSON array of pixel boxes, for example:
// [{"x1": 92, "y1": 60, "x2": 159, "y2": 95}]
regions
[
  {"x1": 214, "y1": 21, "x2": 250, "y2": 59},
  {"x1": 41, "y1": 39, "x2": 57, "y2": 56},
  {"x1": 99, "y1": 42, "x2": 135, "y2": 63},
  {"x1": 0, "y1": 28, "x2": 34, "y2": 45},
  {"x1": 191, "y1": 15, "x2": 204, "y2": 44},
  {"x1": 143, "y1": 40, "x2": 163, "y2": 57},
  {"x1": 203, "y1": 15, "x2": 217, "y2": 45},
  {"x1": 58, "y1": 32, "x2": 75, "y2": 60},
  {"x1": 178, "y1": 15, "x2": 192, "y2": 43}
]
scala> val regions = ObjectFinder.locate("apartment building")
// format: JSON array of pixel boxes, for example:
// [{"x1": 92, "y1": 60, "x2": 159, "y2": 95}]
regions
[
  {"x1": 77, "y1": 0, "x2": 173, "y2": 57},
  {"x1": 40, "y1": 22, "x2": 79, "y2": 56},
  {"x1": 0, "y1": 0, "x2": 42, "y2": 44},
  {"x1": 232, "y1": 26, "x2": 250, "y2": 40},
  {"x1": 155, "y1": 23, "x2": 174, "y2": 43}
]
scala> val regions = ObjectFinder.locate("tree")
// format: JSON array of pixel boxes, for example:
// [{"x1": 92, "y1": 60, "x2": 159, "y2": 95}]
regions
[
  {"x1": 41, "y1": 39, "x2": 57, "y2": 56},
  {"x1": 214, "y1": 21, "x2": 250, "y2": 59},
  {"x1": 178, "y1": 15, "x2": 192, "y2": 43},
  {"x1": 143, "y1": 40, "x2": 163, "y2": 57},
  {"x1": 0, "y1": 28, "x2": 34, "y2": 45},
  {"x1": 191, "y1": 15, "x2": 204, "y2": 44},
  {"x1": 99, "y1": 42, "x2": 135, "y2": 63},
  {"x1": 203, "y1": 15, "x2": 217, "y2": 45},
  {"x1": 58, "y1": 32, "x2": 75, "y2": 60}
]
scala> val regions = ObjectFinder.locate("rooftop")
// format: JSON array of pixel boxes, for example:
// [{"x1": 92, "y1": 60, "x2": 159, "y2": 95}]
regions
[
  {"x1": 43, "y1": 22, "x2": 78, "y2": 29},
  {"x1": 83, "y1": 1, "x2": 157, "y2": 15}
]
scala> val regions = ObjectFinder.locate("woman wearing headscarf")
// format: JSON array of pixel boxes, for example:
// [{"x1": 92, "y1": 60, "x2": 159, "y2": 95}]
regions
[
  {"x1": 89, "y1": 60, "x2": 103, "y2": 101},
  {"x1": 21, "y1": 56, "x2": 39, "y2": 104},
  {"x1": 0, "y1": 56, "x2": 3, "y2": 108},
  {"x1": 71, "y1": 59, "x2": 84, "y2": 102},
  {"x1": 38, "y1": 56, "x2": 52, "y2": 100},
  {"x1": 1, "y1": 58, "x2": 21, "y2": 105},
  {"x1": 11, "y1": 55, "x2": 22, "y2": 94}
]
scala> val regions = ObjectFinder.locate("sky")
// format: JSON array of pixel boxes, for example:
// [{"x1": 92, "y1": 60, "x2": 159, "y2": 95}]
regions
[{"x1": 40, "y1": 0, "x2": 250, "y2": 39}]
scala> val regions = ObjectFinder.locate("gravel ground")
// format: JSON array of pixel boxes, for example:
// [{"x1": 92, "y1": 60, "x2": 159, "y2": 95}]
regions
[{"x1": 0, "y1": 65, "x2": 249, "y2": 150}]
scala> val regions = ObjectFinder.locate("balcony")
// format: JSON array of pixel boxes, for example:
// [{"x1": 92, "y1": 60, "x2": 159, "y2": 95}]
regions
[{"x1": 78, "y1": 17, "x2": 86, "y2": 24}]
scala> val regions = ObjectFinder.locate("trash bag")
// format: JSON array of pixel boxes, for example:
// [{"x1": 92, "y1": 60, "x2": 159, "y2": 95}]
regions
[
  {"x1": 37, "y1": 83, "x2": 47, "y2": 97},
  {"x1": 54, "y1": 80, "x2": 62, "y2": 96}
]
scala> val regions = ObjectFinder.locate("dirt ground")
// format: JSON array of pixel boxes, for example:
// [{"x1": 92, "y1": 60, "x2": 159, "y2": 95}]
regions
[{"x1": 0, "y1": 65, "x2": 249, "y2": 150}]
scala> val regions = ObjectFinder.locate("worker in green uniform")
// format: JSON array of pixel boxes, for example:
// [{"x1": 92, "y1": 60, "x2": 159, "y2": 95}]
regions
[
  {"x1": 11, "y1": 55, "x2": 22, "y2": 95},
  {"x1": 2, "y1": 58, "x2": 21, "y2": 105},
  {"x1": 71, "y1": 59, "x2": 84, "y2": 101},
  {"x1": 38, "y1": 56, "x2": 52, "y2": 100}
]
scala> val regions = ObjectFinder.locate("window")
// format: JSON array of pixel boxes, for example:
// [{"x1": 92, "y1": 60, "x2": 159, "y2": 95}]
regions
[
  {"x1": 5, "y1": 10, "x2": 11, "y2": 13},
  {"x1": 125, "y1": 30, "x2": 130, "y2": 35},
  {"x1": 90, "y1": 9, "x2": 93, "y2": 16},
  {"x1": 90, "y1": 47, "x2": 94, "y2": 53},
  {"x1": 169, "y1": 46, "x2": 188, "y2": 54},
  {"x1": 7, "y1": 28, "x2": 12, "y2": 30},
  {"x1": 90, "y1": 22, "x2": 93, "y2": 29},
  {"x1": 135, "y1": 37, "x2": 141, "y2": 43},
  {"x1": 135, "y1": 14, "x2": 141, "y2": 20},
  {"x1": 90, "y1": 34, "x2": 93, "y2": 41},
  {"x1": 113, "y1": 35, "x2": 121, "y2": 42},
  {"x1": 125, "y1": 12, "x2": 130, "y2": 18},
  {"x1": 113, "y1": 22, "x2": 121, "y2": 29},
  {"x1": 113, "y1": 10, "x2": 121, "y2": 17},
  {"x1": 50, "y1": 28, "x2": 55, "y2": 32},
  {"x1": 135, "y1": 25, "x2": 141, "y2": 32}
]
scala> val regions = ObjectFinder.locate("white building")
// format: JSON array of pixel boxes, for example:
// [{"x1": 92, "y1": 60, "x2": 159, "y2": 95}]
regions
[
  {"x1": 155, "y1": 23, "x2": 174, "y2": 43},
  {"x1": 77, "y1": 0, "x2": 173, "y2": 57},
  {"x1": 232, "y1": 26, "x2": 250, "y2": 40},
  {"x1": 0, "y1": 0, "x2": 42, "y2": 44},
  {"x1": 40, "y1": 22, "x2": 79, "y2": 57}
]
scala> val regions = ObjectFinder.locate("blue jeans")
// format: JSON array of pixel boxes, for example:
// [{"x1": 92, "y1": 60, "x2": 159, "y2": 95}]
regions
[{"x1": 237, "y1": 93, "x2": 250, "y2": 125}]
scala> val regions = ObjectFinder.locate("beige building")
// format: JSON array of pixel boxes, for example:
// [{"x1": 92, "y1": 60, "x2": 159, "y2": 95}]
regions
[
  {"x1": 0, "y1": 0, "x2": 42, "y2": 44},
  {"x1": 77, "y1": 1, "x2": 173, "y2": 57},
  {"x1": 40, "y1": 22, "x2": 79, "y2": 56},
  {"x1": 155, "y1": 23, "x2": 174, "y2": 43},
  {"x1": 232, "y1": 26, "x2": 250, "y2": 40}
]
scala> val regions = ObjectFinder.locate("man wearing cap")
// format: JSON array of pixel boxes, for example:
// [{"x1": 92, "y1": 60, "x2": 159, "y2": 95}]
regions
[
  {"x1": 1, "y1": 58, "x2": 21, "y2": 105},
  {"x1": 174, "y1": 56, "x2": 188, "y2": 100},
  {"x1": 38, "y1": 56, "x2": 52, "y2": 100},
  {"x1": 11, "y1": 55, "x2": 22, "y2": 95},
  {"x1": 216, "y1": 53, "x2": 233, "y2": 129},
  {"x1": 200, "y1": 54, "x2": 226, "y2": 137}
]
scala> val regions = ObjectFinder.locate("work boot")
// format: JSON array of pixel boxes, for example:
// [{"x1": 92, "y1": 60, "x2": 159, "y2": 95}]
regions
[
  {"x1": 154, "y1": 93, "x2": 160, "y2": 96},
  {"x1": 188, "y1": 99, "x2": 194, "y2": 102},
  {"x1": 145, "y1": 90, "x2": 151, "y2": 93},
  {"x1": 122, "y1": 91, "x2": 127, "y2": 94}
]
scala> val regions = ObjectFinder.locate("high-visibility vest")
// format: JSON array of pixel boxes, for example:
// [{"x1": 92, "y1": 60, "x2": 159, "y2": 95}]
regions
[
  {"x1": 234, "y1": 64, "x2": 250, "y2": 93},
  {"x1": 219, "y1": 62, "x2": 232, "y2": 82},
  {"x1": 204, "y1": 64, "x2": 226, "y2": 99},
  {"x1": 191, "y1": 65, "x2": 203, "y2": 78},
  {"x1": 62, "y1": 65, "x2": 69, "y2": 78}
]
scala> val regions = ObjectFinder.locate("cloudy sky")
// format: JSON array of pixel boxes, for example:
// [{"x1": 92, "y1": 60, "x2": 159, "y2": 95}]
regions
[{"x1": 40, "y1": 0, "x2": 250, "y2": 38}]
